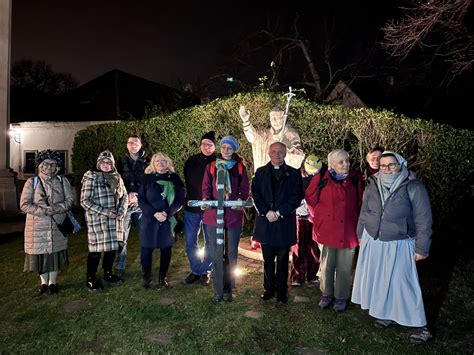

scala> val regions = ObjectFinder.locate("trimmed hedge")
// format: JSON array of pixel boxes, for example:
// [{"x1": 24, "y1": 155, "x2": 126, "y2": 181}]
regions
[{"x1": 72, "y1": 92, "x2": 474, "y2": 225}]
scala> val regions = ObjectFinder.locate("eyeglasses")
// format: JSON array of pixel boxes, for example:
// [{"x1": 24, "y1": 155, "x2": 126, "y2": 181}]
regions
[
  {"x1": 379, "y1": 163, "x2": 399, "y2": 170},
  {"x1": 201, "y1": 143, "x2": 214, "y2": 148},
  {"x1": 42, "y1": 162, "x2": 57, "y2": 168}
]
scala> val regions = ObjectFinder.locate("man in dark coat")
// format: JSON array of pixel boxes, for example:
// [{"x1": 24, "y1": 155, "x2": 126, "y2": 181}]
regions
[
  {"x1": 114, "y1": 134, "x2": 149, "y2": 278},
  {"x1": 251, "y1": 142, "x2": 303, "y2": 304},
  {"x1": 183, "y1": 131, "x2": 217, "y2": 286}
]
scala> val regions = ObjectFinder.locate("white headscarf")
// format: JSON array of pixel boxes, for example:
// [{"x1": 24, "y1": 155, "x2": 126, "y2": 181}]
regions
[{"x1": 376, "y1": 151, "x2": 409, "y2": 207}]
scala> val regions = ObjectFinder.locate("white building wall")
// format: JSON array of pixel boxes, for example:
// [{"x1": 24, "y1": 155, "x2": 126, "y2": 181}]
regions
[{"x1": 9, "y1": 121, "x2": 115, "y2": 177}]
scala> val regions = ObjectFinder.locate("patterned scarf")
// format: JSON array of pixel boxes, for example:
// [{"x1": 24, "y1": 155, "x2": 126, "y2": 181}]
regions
[
  {"x1": 215, "y1": 159, "x2": 236, "y2": 199},
  {"x1": 100, "y1": 171, "x2": 122, "y2": 204}
]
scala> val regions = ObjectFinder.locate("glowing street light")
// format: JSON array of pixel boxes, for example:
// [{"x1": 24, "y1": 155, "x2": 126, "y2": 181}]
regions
[
  {"x1": 8, "y1": 129, "x2": 21, "y2": 143},
  {"x1": 196, "y1": 247, "x2": 205, "y2": 260},
  {"x1": 234, "y1": 267, "x2": 243, "y2": 277}
]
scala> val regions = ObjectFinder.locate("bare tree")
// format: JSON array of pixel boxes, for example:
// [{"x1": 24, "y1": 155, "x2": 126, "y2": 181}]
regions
[
  {"x1": 382, "y1": 0, "x2": 473, "y2": 83},
  {"x1": 11, "y1": 59, "x2": 79, "y2": 94},
  {"x1": 227, "y1": 12, "x2": 381, "y2": 101}
]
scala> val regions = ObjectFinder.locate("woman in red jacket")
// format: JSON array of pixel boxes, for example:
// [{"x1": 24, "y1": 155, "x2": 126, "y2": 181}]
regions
[{"x1": 305, "y1": 149, "x2": 363, "y2": 312}]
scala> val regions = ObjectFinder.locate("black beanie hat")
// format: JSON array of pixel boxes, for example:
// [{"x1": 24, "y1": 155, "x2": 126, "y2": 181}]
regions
[{"x1": 200, "y1": 131, "x2": 216, "y2": 145}]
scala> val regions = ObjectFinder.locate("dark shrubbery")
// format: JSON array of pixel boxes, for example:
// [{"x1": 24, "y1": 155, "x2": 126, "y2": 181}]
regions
[{"x1": 72, "y1": 92, "x2": 474, "y2": 225}]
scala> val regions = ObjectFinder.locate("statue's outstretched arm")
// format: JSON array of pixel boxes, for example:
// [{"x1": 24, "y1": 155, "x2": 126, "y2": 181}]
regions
[{"x1": 239, "y1": 105, "x2": 256, "y2": 143}]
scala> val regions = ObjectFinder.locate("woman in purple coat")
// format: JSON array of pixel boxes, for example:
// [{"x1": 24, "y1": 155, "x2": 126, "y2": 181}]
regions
[
  {"x1": 138, "y1": 152, "x2": 184, "y2": 289},
  {"x1": 201, "y1": 136, "x2": 250, "y2": 302}
]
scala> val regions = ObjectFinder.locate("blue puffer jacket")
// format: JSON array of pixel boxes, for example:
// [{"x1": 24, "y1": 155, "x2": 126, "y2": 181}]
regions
[{"x1": 357, "y1": 176, "x2": 433, "y2": 256}]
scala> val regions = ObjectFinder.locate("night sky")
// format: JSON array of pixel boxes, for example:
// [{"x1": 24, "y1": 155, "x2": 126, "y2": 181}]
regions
[
  {"x1": 11, "y1": 1, "x2": 398, "y2": 85},
  {"x1": 10, "y1": 1, "x2": 473, "y2": 129},
  {"x1": 11, "y1": 0, "x2": 270, "y2": 86}
]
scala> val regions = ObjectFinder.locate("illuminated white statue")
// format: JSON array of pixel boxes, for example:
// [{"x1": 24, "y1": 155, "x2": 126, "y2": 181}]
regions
[{"x1": 239, "y1": 103, "x2": 304, "y2": 172}]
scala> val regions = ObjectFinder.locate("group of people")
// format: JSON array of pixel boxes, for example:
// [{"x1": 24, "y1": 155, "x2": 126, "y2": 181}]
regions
[{"x1": 20, "y1": 106, "x2": 433, "y2": 344}]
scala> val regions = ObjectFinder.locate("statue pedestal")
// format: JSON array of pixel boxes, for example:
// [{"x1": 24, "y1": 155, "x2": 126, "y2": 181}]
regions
[
  {"x1": 238, "y1": 236, "x2": 264, "y2": 261},
  {"x1": 0, "y1": 169, "x2": 19, "y2": 215},
  {"x1": 238, "y1": 236, "x2": 293, "y2": 262}
]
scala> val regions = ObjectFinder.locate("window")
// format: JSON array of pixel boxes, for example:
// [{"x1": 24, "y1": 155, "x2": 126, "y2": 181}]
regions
[
  {"x1": 57, "y1": 150, "x2": 68, "y2": 175},
  {"x1": 23, "y1": 151, "x2": 37, "y2": 174}
]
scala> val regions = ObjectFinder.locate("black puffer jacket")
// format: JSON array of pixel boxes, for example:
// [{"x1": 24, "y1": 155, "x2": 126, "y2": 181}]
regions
[{"x1": 116, "y1": 150, "x2": 149, "y2": 193}]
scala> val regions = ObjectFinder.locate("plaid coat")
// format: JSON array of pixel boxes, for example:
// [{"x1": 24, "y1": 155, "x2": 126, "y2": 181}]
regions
[{"x1": 80, "y1": 170, "x2": 128, "y2": 252}]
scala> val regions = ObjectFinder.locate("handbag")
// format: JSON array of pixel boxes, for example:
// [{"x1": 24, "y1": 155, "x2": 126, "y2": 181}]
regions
[
  {"x1": 36, "y1": 175, "x2": 81, "y2": 237},
  {"x1": 56, "y1": 211, "x2": 76, "y2": 235}
]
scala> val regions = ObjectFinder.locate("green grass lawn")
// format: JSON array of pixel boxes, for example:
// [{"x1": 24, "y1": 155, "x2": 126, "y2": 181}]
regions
[{"x1": 0, "y1": 228, "x2": 472, "y2": 354}]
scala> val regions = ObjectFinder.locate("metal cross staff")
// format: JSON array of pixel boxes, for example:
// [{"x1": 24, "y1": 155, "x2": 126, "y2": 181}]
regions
[
  {"x1": 278, "y1": 86, "x2": 296, "y2": 142},
  {"x1": 187, "y1": 165, "x2": 253, "y2": 296}
]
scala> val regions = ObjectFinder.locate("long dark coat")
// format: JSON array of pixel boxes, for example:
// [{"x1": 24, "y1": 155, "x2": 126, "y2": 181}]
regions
[
  {"x1": 251, "y1": 162, "x2": 303, "y2": 247},
  {"x1": 138, "y1": 172, "x2": 185, "y2": 249}
]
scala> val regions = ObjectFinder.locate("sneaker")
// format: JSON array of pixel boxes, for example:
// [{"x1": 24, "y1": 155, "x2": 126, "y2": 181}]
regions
[
  {"x1": 157, "y1": 277, "x2": 169, "y2": 289},
  {"x1": 318, "y1": 294, "x2": 334, "y2": 309},
  {"x1": 277, "y1": 294, "x2": 288, "y2": 304},
  {"x1": 200, "y1": 274, "x2": 210, "y2": 286},
  {"x1": 87, "y1": 277, "x2": 103, "y2": 292},
  {"x1": 373, "y1": 319, "x2": 396, "y2": 329},
  {"x1": 184, "y1": 273, "x2": 200, "y2": 284},
  {"x1": 103, "y1": 271, "x2": 123, "y2": 287},
  {"x1": 260, "y1": 290, "x2": 274, "y2": 301},
  {"x1": 409, "y1": 327, "x2": 433, "y2": 344},
  {"x1": 143, "y1": 278, "x2": 153, "y2": 289},
  {"x1": 48, "y1": 284, "x2": 59, "y2": 294},
  {"x1": 309, "y1": 276, "x2": 319, "y2": 284},
  {"x1": 291, "y1": 280, "x2": 303, "y2": 287},
  {"x1": 212, "y1": 294, "x2": 223, "y2": 303},
  {"x1": 333, "y1": 298, "x2": 347, "y2": 312},
  {"x1": 223, "y1": 293, "x2": 233, "y2": 302}
]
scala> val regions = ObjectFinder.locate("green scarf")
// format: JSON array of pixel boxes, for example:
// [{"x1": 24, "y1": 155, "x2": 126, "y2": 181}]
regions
[{"x1": 157, "y1": 180, "x2": 177, "y2": 235}]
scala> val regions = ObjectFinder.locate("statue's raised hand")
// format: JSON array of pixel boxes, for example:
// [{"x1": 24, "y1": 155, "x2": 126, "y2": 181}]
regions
[{"x1": 239, "y1": 105, "x2": 250, "y2": 123}]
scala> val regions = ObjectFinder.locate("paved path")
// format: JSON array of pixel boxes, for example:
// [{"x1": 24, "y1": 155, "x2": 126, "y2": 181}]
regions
[{"x1": 237, "y1": 237, "x2": 263, "y2": 271}]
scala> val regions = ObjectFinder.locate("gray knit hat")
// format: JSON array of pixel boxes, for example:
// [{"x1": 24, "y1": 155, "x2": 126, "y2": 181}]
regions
[{"x1": 96, "y1": 150, "x2": 116, "y2": 170}]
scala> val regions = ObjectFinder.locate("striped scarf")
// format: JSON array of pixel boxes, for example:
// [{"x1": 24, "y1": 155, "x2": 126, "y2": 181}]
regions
[{"x1": 215, "y1": 159, "x2": 236, "y2": 199}]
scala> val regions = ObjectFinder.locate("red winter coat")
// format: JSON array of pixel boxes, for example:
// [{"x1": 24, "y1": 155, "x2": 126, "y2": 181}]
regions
[{"x1": 305, "y1": 169, "x2": 363, "y2": 249}]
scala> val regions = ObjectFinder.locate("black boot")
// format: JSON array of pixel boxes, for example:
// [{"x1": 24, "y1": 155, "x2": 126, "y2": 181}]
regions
[
  {"x1": 87, "y1": 276, "x2": 103, "y2": 292},
  {"x1": 103, "y1": 270, "x2": 123, "y2": 287},
  {"x1": 157, "y1": 273, "x2": 169, "y2": 289},
  {"x1": 143, "y1": 268, "x2": 152, "y2": 289}
]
